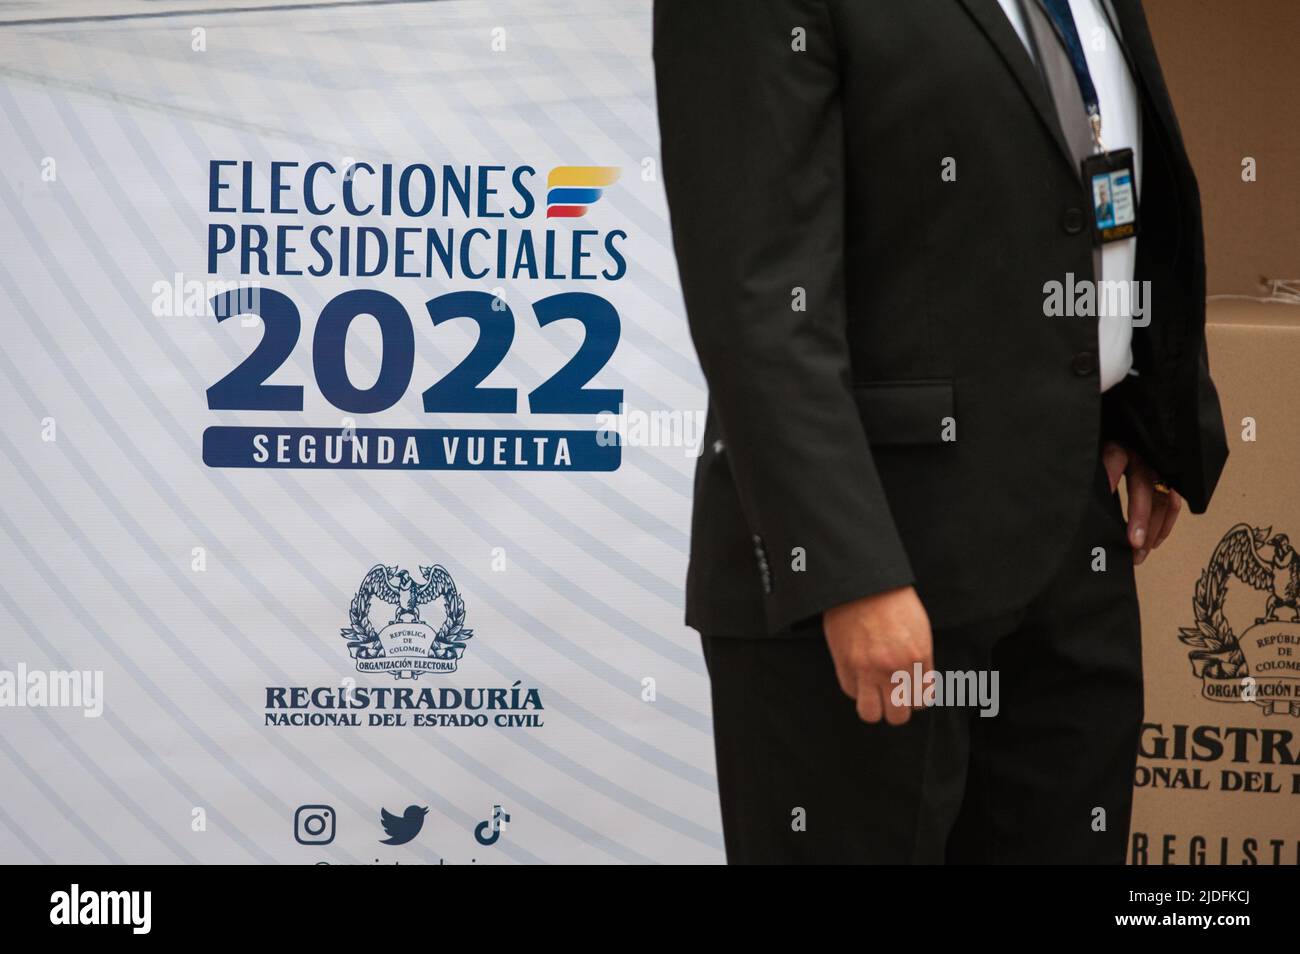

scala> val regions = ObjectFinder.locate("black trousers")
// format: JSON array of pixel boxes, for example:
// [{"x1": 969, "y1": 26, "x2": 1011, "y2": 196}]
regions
[{"x1": 700, "y1": 456, "x2": 1142, "y2": 864}]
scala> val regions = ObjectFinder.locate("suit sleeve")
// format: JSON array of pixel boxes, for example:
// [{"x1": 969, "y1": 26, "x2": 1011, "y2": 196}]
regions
[
  {"x1": 654, "y1": 0, "x2": 915, "y2": 633},
  {"x1": 1185, "y1": 338, "x2": 1228, "y2": 513}
]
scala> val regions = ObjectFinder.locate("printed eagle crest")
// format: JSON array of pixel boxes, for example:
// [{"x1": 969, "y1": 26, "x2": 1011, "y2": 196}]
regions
[
  {"x1": 1210, "y1": 525, "x2": 1300, "y2": 623},
  {"x1": 341, "y1": 564, "x2": 474, "y2": 659},
  {"x1": 362, "y1": 564, "x2": 449, "y2": 623}
]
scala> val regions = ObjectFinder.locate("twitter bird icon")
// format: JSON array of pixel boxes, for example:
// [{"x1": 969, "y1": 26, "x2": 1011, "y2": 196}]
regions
[{"x1": 378, "y1": 805, "x2": 428, "y2": 845}]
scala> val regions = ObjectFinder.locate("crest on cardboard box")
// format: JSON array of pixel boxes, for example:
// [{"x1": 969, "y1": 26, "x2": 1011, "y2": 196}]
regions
[{"x1": 1180, "y1": 524, "x2": 1300, "y2": 716}]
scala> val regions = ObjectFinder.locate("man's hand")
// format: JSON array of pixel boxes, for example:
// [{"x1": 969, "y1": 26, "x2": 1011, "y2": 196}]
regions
[
  {"x1": 1102, "y1": 441, "x2": 1182, "y2": 565},
  {"x1": 823, "y1": 586, "x2": 933, "y2": 725}
]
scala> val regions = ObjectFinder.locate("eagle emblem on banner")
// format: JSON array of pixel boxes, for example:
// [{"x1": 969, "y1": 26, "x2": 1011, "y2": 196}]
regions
[{"x1": 340, "y1": 564, "x2": 475, "y2": 679}]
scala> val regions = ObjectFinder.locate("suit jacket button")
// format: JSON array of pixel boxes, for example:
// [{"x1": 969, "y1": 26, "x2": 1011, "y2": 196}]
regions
[
  {"x1": 1062, "y1": 207, "x2": 1086, "y2": 234},
  {"x1": 1071, "y1": 350, "x2": 1098, "y2": 376}
]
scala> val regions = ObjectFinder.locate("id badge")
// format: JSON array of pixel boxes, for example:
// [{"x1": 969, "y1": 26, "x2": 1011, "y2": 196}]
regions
[{"x1": 1081, "y1": 147, "x2": 1139, "y2": 244}]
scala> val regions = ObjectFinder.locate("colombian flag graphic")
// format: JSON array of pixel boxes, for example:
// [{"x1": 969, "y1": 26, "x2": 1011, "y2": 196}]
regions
[{"x1": 546, "y1": 165, "x2": 620, "y2": 218}]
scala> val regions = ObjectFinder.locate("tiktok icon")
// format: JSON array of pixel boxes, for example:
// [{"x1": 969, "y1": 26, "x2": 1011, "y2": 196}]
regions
[{"x1": 475, "y1": 805, "x2": 511, "y2": 846}]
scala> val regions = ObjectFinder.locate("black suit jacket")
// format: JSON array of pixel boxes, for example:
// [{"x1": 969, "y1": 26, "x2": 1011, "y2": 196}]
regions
[{"x1": 654, "y1": 0, "x2": 1229, "y2": 636}]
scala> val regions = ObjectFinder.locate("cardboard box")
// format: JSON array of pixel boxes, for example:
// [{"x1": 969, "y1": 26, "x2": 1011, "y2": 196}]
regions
[
  {"x1": 1130, "y1": 300, "x2": 1300, "y2": 864},
  {"x1": 1146, "y1": 0, "x2": 1300, "y2": 298}
]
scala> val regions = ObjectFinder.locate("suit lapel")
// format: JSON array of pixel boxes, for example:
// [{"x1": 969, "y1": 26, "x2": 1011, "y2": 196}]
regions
[{"x1": 956, "y1": 0, "x2": 1078, "y2": 175}]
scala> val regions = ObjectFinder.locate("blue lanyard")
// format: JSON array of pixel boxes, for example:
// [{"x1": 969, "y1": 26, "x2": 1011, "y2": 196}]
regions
[{"x1": 1038, "y1": 0, "x2": 1105, "y2": 148}]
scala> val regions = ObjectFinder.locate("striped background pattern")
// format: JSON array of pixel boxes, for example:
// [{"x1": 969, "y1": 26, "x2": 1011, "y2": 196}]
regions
[{"x1": 0, "y1": 0, "x2": 721, "y2": 864}]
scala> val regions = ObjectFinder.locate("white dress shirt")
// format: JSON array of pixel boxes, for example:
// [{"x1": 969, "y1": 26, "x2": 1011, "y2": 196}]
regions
[{"x1": 996, "y1": 0, "x2": 1141, "y2": 391}]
